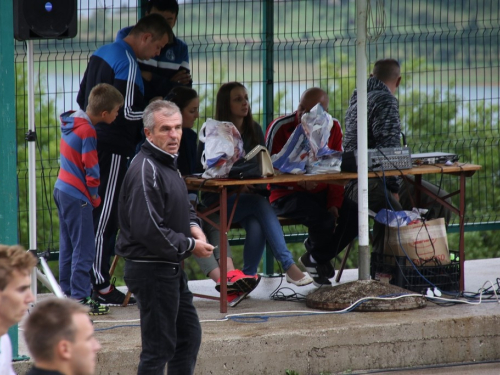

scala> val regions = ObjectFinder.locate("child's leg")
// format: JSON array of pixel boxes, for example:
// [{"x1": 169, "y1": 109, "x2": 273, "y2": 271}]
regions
[
  {"x1": 54, "y1": 189, "x2": 72, "y2": 297},
  {"x1": 55, "y1": 189, "x2": 96, "y2": 300}
]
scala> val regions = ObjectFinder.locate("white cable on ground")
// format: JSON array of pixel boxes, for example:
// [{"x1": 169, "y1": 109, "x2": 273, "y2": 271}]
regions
[
  {"x1": 199, "y1": 293, "x2": 424, "y2": 323},
  {"x1": 92, "y1": 319, "x2": 140, "y2": 323},
  {"x1": 90, "y1": 282, "x2": 499, "y2": 327}
]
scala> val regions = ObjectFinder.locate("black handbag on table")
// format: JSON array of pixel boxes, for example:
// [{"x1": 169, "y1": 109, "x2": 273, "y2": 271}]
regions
[{"x1": 228, "y1": 145, "x2": 274, "y2": 179}]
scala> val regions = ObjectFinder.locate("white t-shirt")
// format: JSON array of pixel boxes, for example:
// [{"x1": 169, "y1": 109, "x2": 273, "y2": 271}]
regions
[{"x1": 0, "y1": 333, "x2": 16, "y2": 375}]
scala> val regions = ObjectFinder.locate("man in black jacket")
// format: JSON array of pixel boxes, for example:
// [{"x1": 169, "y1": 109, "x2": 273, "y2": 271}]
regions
[
  {"x1": 344, "y1": 59, "x2": 450, "y2": 253},
  {"x1": 116, "y1": 100, "x2": 213, "y2": 375}
]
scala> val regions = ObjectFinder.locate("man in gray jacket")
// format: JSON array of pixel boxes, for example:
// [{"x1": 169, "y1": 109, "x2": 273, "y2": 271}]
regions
[
  {"x1": 116, "y1": 100, "x2": 213, "y2": 375},
  {"x1": 344, "y1": 58, "x2": 450, "y2": 253}
]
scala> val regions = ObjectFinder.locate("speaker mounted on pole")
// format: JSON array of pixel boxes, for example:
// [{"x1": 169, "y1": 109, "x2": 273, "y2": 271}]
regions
[{"x1": 14, "y1": 0, "x2": 77, "y2": 41}]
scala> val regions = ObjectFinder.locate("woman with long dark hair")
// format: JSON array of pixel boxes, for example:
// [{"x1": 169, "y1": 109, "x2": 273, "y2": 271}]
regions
[{"x1": 198, "y1": 82, "x2": 313, "y2": 292}]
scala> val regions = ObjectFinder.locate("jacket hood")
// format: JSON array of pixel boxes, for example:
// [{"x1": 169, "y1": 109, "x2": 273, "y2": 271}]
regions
[
  {"x1": 60, "y1": 109, "x2": 92, "y2": 135},
  {"x1": 367, "y1": 76, "x2": 391, "y2": 93},
  {"x1": 349, "y1": 76, "x2": 391, "y2": 104},
  {"x1": 116, "y1": 26, "x2": 132, "y2": 41}
]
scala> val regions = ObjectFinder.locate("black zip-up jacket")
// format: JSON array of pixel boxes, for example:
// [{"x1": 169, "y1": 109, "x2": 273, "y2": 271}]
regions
[
  {"x1": 115, "y1": 139, "x2": 200, "y2": 263},
  {"x1": 344, "y1": 76, "x2": 402, "y2": 193}
]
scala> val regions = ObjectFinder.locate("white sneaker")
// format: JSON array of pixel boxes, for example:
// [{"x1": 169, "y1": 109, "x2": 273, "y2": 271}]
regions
[{"x1": 285, "y1": 273, "x2": 313, "y2": 286}]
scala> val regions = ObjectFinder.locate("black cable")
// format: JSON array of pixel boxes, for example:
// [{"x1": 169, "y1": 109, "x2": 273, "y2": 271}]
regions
[{"x1": 36, "y1": 136, "x2": 55, "y2": 252}]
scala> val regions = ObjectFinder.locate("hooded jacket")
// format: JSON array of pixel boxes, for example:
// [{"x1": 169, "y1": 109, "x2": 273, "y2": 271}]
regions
[
  {"x1": 344, "y1": 76, "x2": 402, "y2": 192},
  {"x1": 54, "y1": 110, "x2": 101, "y2": 207},
  {"x1": 115, "y1": 139, "x2": 200, "y2": 263}
]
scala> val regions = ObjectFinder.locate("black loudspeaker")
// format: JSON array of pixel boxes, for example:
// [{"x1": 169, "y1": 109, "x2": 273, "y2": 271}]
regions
[{"x1": 14, "y1": 0, "x2": 77, "y2": 41}]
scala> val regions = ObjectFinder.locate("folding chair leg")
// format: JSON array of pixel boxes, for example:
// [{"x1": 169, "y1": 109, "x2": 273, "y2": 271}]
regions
[
  {"x1": 109, "y1": 255, "x2": 131, "y2": 307},
  {"x1": 122, "y1": 291, "x2": 132, "y2": 307},
  {"x1": 109, "y1": 255, "x2": 120, "y2": 277},
  {"x1": 335, "y1": 240, "x2": 354, "y2": 283}
]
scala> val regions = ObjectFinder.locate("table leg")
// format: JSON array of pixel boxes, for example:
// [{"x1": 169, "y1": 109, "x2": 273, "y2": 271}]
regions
[
  {"x1": 459, "y1": 173, "x2": 466, "y2": 291},
  {"x1": 219, "y1": 187, "x2": 228, "y2": 313}
]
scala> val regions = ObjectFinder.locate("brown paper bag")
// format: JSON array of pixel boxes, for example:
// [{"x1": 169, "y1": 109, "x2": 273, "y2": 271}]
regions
[{"x1": 384, "y1": 218, "x2": 450, "y2": 266}]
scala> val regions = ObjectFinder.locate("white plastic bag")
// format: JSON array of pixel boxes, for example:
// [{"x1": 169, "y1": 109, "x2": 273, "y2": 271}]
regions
[
  {"x1": 305, "y1": 150, "x2": 343, "y2": 175},
  {"x1": 270, "y1": 124, "x2": 309, "y2": 174},
  {"x1": 301, "y1": 103, "x2": 334, "y2": 158},
  {"x1": 199, "y1": 119, "x2": 244, "y2": 178},
  {"x1": 301, "y1": 103, "x2": 342, "y2": 174},
  {"x1": 374, "y1": 208, "x2": 428, "y2": 227}
]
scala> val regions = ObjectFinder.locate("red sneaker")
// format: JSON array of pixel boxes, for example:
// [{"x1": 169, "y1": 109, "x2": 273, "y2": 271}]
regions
[
  {"x1": 216, "y1": 269, "x2": 260, "y2": 293},
  {"x1": 227, "y1": 291, "x2": 248, "y2": 307}
]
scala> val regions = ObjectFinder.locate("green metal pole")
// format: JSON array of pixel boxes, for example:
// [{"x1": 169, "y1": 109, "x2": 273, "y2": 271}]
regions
[
  {"x1": 0, "y1": 0, "x2": 21, "y2": 360},
  {"x1": 139, "y1": 0, "x2": 148, "y2": 18},
  {"x1": 262, "y1": 0, "x2": 275, "y2": 276}
]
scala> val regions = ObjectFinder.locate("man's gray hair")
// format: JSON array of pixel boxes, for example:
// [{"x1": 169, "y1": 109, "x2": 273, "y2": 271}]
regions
[{"x1": 143, "y1": 100, "x2": 181, "y2": 132}]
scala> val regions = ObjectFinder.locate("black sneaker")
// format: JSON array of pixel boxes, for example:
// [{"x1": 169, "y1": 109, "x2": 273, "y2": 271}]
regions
[
  {"x1": 299, "y1": 252, "x2": 335, "y2": 287},
  {"x1": 79, "y1": 297, "x2": 110, "y2": 316},
  {"x1": 92, "y1": 284, "x2": 136, "y2": 306}
]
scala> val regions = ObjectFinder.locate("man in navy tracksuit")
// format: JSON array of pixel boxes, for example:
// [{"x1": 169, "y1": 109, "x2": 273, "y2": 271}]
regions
[
  {"x1": 77, "y1": 13, "x2": 171, "y2": 306},
  {"x1": 116, "y1": 0, "x2": 192, "y2": 104}
]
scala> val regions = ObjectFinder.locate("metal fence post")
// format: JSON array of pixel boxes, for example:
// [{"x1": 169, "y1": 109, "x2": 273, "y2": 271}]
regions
[
  {"x1": 262, "y1": 0, "x2": 275, "y2": 276},
  {"x1": 0, "y1": 0, "x2": 21, "y2": 360}
]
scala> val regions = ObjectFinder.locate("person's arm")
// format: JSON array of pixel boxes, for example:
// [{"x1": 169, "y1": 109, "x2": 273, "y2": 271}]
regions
[
  {"x1": 265, "y1": 115, "x2": 304, "y2": 191},
  {"x1": 76, "y1": 69, "x2": 88, "y2": 110},
  {"x1": 326, "y1": 119, "x2": 345, "y2": 209},
  {"x1": 141, "y1": 41, "x2": 192, "y2": 100},
  {"x1": 255, "y1": 121, "x2": 266, "y2": 146},
  {"x1": 370, "y1": 94, "x2": 402, "y2": 193},
  {"x1": 81, "y1": 129, "x2": 101, "y2": 207},
  {"x1": 196, "y1": 136, "x2": 206, "y2": 174},
  {"x1": 126, "y1": 159, "x2": 196, "y2": 259}
]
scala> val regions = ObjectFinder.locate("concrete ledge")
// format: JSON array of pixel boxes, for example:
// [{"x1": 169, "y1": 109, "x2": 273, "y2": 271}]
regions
[{"x1": 13, "y1": 258, "x2": 500, "y2": 374}]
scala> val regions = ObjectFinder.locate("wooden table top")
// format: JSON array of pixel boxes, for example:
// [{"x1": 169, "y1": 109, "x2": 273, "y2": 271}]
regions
[{"x1": 184, "y1": 163, "x2": 481, "y2": 189}]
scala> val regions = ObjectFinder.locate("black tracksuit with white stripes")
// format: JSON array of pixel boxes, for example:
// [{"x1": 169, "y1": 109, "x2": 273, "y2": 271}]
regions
[{"x1": 77, "y1": 39, "x2": 145, "y2": 291}]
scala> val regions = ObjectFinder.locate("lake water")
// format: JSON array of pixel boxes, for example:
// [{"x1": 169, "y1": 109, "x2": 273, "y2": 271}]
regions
[{"x1": 43, "y1": 73, "x2": 499, "y2": 126}]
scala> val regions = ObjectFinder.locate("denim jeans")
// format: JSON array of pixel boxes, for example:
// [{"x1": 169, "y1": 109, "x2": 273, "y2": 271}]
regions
[
  {"x1": 226, "y1": 193, "x2": 295, "y2": 275},
  {"x1": 53, "y1": 188, "x2": 95, "y2": 300},
  {"x1": 124, "y1": 261, "x2": 201, "y2": 375}
]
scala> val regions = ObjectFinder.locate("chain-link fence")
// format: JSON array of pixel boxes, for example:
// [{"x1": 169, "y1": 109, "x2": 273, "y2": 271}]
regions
[{"x1": 12, "y1": 0, "x2": 500, "y2": 258}]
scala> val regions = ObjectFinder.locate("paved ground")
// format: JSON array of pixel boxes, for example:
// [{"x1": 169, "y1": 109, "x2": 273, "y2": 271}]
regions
[
  {"x1": 12, "y1": 257, "x2": 500, "y2": 375},
  {"x1": 347, "y1": 362, "x2": 500, "y2": 374}
]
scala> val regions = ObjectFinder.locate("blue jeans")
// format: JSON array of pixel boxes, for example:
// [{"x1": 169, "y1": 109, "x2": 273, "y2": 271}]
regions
[
  {"x1": 124, "y1": 261, "x2": 201, "y2": 375},
  {"x1": 226, "y1": 193, "x2": 295, "y2": 275},
  {"x1": 53, "y1": 188, "x2": 96, "y2": 300}
]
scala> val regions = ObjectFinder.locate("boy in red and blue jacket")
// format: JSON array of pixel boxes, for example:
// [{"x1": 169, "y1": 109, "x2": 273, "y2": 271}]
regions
[{"x1": 54, "y1": 83, "x2": 123, "y2": 315}]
